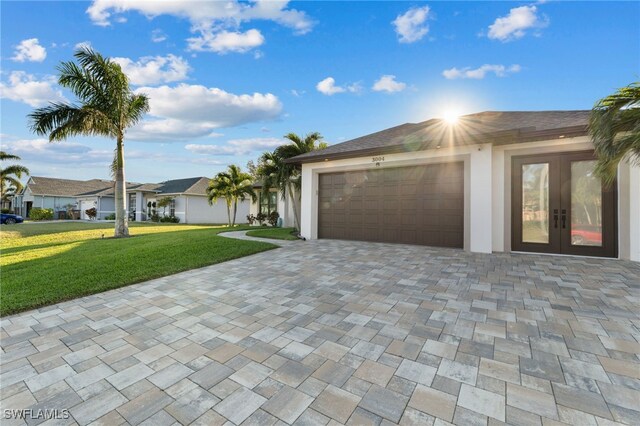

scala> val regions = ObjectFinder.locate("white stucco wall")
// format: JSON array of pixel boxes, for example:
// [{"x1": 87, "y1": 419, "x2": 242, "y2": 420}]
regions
[
  {"x1": 180, "y1": 195, "x2": 250, "y2": 224},
  {"x1": 300, "y1": 135, "x2": 640, "y2": 260}
]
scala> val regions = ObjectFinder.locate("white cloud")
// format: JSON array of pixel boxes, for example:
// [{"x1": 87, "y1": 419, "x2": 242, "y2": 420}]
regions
[
  {"x1": 151, "y1": 29, "x2": 167, "y2": 43},
  {"x1": 0, "y1": 71, "x2": 66, "y2": 107},
  {"x1": 487, "y1": 5, "x2": 548, "y2": 41},
  {"x1": 75, "y1": 41, "x2": 92, "y2": 50},
  {"x1": 12, "y1": 38, "x2": 47, "y2": 62},
  {"x1": 1, "y1": 138, "x2": 112, "y2": 165},
  {"x1": 113, "y1": 54, "x2": 190, "y2": 85},
  {"x1": 393, "y1": 6, "x2": 431, "y2": 43},
  {"x1": 316, "y1": 77, "x2": 361, "y2": 96},
  {"x1": 186, "y1": 137, "x2": 286, "y2": 156},
  {"x1": 86, "y1": 0, "x2": 314, "y2": 54},
  {"x1": 442, "y1": 64, "x2": 522, "y2": 79},
  {"x1": 187, "y1": 29, "x2": 265, "y2": 54},
  {"x1": 372, "y1": 75, "x2": 406, "y2": 93},
  {"x1": 128, "y1": 84, "x2": 282, "y2": 140}
]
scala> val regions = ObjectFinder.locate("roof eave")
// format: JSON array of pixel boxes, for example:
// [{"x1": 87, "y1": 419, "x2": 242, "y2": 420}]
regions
[{"x1": 286, "y1": 125, "x2": 588, "y2": 165}]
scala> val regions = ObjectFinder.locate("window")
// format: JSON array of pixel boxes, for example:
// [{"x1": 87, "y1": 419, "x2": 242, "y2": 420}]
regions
[
  {"x1": 170, "y1": 199, "x2": 176, "y2": 217},
  {"x1": 259, "y1": 191, "x2": 277, "y2": 214},
  {"x1": 129, "y1": 193, "x2": 136, "y2": 213}
]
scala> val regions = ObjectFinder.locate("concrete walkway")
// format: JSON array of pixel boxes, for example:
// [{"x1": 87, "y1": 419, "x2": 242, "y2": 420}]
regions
[{"x1": 1, "y1": 240, "x2": 639, "y2": 425}]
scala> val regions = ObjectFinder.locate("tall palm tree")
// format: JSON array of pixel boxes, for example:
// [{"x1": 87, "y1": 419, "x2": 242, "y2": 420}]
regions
[
  {"x1": 207, "y1": 165, "x2": 256, "y2": 226},
  {"x1": 258, "y1": 132, "x2": 326, "y2": 231},
  {"x1": 589, "y1": 81, "x2": 640, "y2": 185},
  {"x1": 0, "y1": 151, "x2": 30, "y2": 202},
  {"x1": 28, "y1": 47, "x2": 149, "y2": 237}
]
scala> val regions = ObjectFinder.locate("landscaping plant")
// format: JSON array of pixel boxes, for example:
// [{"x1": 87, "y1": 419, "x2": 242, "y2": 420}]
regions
[{"x1": 207, "y1": 165, "x2": 256, "y2": 226}]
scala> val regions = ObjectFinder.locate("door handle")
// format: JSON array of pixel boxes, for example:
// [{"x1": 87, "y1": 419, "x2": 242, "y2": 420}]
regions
[
  {"x1": 553, "y1": 209, "x2": 558, "y2": 228},
  {"x1": 561, "y1": 209, "x2": 567, "y2": 229}
]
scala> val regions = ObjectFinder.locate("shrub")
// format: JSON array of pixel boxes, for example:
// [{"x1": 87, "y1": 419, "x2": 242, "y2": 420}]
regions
[
  {"x1": 104, "y1": 213, "x2": 116, "y2": 220},
  {"x1": 268, "y1": 211, "x2": 279, "y2": 227},
  {"x1": 85, "y1": 207, "x2": 97, "y2": 220},
  {"x1": 1, "y1": 208, "x2": 12, "y2": 214},
  {"x1": 246, "y1": 213, "x2": 256, "y2": 225},
  {"x1": 159, "y1": 215, "x2": 180, "y2": 223},
  {"x1": 256, "y1": 212, "x2": 267, "y2": 225},
  {"x1": 150, "y1": 213, "x2": 160, "y2": 222},
  {"x1": 30, "y1": 208, "x2": 54, "y2": 221}
]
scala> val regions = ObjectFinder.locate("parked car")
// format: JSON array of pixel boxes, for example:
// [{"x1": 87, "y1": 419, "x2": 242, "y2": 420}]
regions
[{"x1": 1, "y1": 213, "x2": 24, "y2": 224}]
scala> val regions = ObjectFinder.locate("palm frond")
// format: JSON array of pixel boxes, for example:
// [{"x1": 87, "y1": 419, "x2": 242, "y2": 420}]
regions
[
  {"x1": 1, "y1": 165, "x2": 30, "y2": 178},
  {"x1": 0, "y1": 152, "x2": 22, "y2": 161},
  {"x1": 589, "y1": 82, "x2": 640, "y2": 184}
]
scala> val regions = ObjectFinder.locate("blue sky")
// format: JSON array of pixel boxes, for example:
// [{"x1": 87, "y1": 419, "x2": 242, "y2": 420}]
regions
[{"x1": 1, "y1": 1, "x2": 638, "y2": 183}]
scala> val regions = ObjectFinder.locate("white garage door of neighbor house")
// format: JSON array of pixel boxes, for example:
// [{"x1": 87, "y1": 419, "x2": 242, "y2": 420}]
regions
[{"x1": 80, "y1": 200, "x2": 95, "y2": 219}]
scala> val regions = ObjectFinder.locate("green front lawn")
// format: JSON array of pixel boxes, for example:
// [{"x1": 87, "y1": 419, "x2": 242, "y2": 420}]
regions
[
  {"x1": 246, "y1": 227, "x2": 300, "y2": 240},
  {"x1": 0, "y1": 222, "x2": 276, "y2": 316}
]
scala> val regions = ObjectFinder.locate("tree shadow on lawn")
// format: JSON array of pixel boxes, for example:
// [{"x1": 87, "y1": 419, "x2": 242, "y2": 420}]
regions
[{"x1": 0, "y1": 228, "x2": 276, "y2": 316}]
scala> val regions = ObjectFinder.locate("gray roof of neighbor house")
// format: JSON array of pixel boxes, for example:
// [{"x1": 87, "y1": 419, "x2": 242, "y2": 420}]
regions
[
  {"x1": 25, "y1": 176, "x2": 210, "y2": 197},
  {"x1": 288, "y1": 110, "x2": 591, "y2": 164},
  {"x1": 146, "y1": 177, "x2": 210, "y2": 195},
  {"x1": 26, "y1": 177, "x2": 114, "y2": 197}
]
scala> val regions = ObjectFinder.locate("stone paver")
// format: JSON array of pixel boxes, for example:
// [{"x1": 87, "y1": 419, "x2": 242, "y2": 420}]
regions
[{"x1": 1, "y1": 239, "x2": 639, "y2": 425}]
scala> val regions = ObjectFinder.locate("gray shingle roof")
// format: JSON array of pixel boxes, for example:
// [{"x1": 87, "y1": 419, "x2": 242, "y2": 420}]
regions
[
  {"x1": 289, "y1": 110, "x2": 591, "y2": 163},
  {"x1": 26, "y1": 177, "x2": 114, "y2": 197},
  {"x1": 26, "y1": 176, "x2": 210, "y2": 197},
  {"x1": 151, "y1": 177, "x2": 209, "y2": 195}
]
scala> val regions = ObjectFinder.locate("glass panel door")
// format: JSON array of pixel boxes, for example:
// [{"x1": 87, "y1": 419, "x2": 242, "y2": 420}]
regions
[
  {"x1": 513, "y1": 151, "x2": 617, "y2": 258},
  {"x1": 560, "y1": 152, "x2": 616, "y2": 257},
  {"x1": 570, "y1": 160, "x2": 602, "y2": 247},
  {"x1": 512, "y1": 156, "x2": 560, "y2": 254},
  {"x1": 522, "y1": 163, "x2": 550, "y2": 243}
]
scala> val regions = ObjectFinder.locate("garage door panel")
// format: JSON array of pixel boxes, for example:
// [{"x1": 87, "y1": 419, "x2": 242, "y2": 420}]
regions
[{"x1": 318, "y1": 162, "x2": 463, "y2": 248}]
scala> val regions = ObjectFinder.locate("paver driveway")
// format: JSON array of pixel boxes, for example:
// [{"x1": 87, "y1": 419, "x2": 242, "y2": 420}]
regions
[{"x1": 2, "y1": 239, "x2": 639, "y2": 425}]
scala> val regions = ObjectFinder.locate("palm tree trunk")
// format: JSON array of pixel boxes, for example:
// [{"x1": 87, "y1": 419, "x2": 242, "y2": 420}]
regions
[
  {"x1": 114, "y1": 137, "x2": 129, "y2": 237},
  {"x1": 226, "y1": 199, "x2": 232, "y2": 227},
  {"x1": 232, "y1": 199, "x2": 238, "y2": 226},
  {"x1": 287, "y1": 182, "x2": 301, "y2": 232}
]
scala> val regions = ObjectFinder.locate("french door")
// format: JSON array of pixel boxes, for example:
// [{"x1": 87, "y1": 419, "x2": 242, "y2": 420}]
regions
[{"x1": 512, "y1": 151, "x2": 617, "y2": 258}]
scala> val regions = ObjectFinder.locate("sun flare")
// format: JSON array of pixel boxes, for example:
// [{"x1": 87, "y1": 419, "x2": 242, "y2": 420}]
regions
[{"x1": 442, "y1": 110, "x2": 460, "y2": 125}]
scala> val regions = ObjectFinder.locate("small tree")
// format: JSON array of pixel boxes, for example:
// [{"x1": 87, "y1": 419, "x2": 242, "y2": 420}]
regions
[
  {"x1": 256, "y1": 132, "x2": 327, "y2": 231},
  {"x1": 207, "y1": 165, "x2": 256, "y2": 226},
  {"x1": 156, "y1": 196, "x2": 174, "y2": 217},
  {"x1": 1, "y1": 151, "x2": 30, "y2": 203}
]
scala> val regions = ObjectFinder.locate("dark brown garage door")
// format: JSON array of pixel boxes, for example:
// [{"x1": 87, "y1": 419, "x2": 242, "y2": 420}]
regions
[{"x1": 318, "y1": 162, "x2": 464, "y2": 248}]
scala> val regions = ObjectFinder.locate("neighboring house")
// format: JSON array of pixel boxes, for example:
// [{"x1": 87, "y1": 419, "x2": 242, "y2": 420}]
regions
[
  {"x1": 249, "y1": 183, "x2": 295, "y2": 227},
  {"x1": 289, "y1": 110, "x2": 639, "y2": 261},
  {"x1": 14, "y1": 176, "x2": 248, "y2": 224}
]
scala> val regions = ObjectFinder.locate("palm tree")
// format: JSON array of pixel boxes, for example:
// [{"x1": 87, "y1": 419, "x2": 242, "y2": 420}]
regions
[
  {"x1": 207, "y1": 165, "x2": 256, "y2": 226},
  {"x1": 589, "y1": 82, "x2": 640, "y2": 185},
  {"x1": 257, "y1": 132, "x2": 326, "y2": 231},
  {"x1": 28, "y1": 47, "x2": 149, "y2": 237},
  {"x1": 1, "y1": 152, "x2": 29, "y2": 199},
  {"x1": 0, "y1": 151, "x2": 30, "y2": 203}
]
